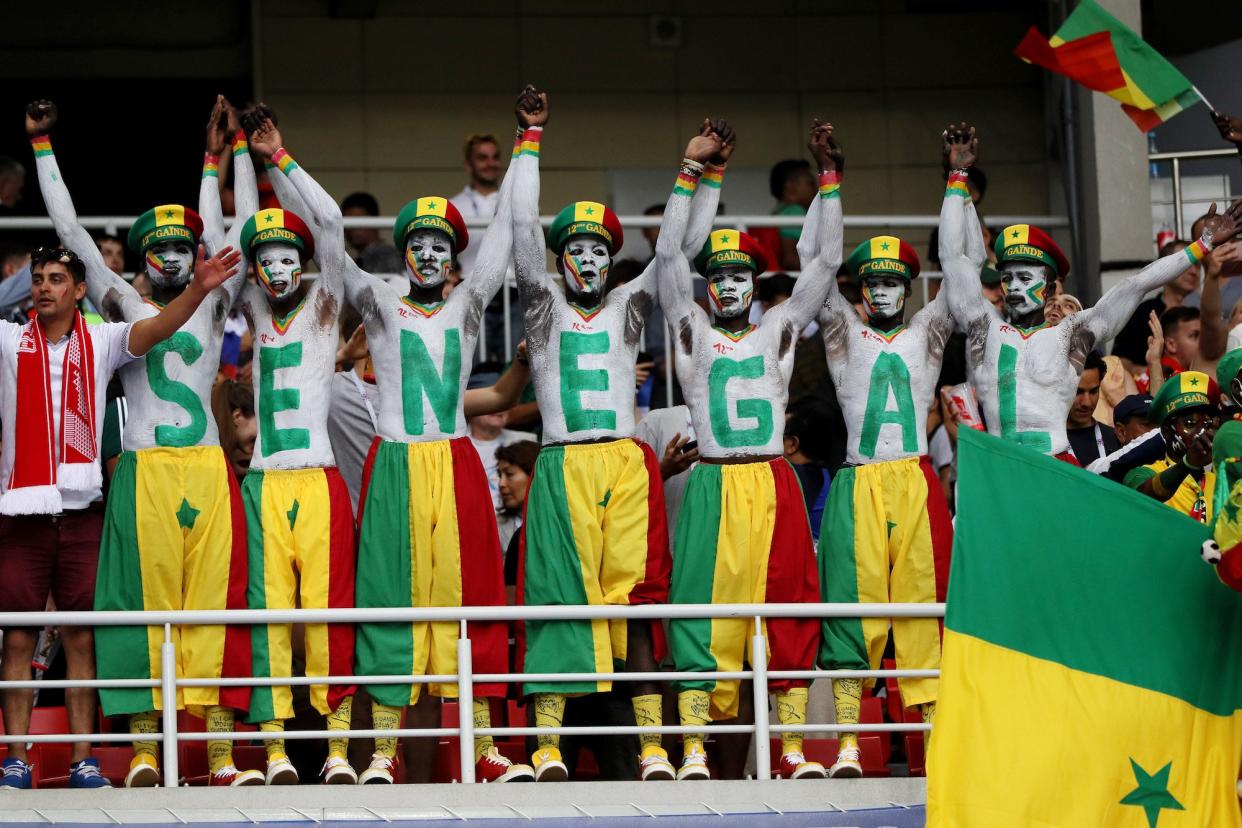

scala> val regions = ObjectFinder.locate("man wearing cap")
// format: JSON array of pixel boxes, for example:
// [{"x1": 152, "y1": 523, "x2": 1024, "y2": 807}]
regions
[
  {"x1": 1084, "y1": 394, "x2": 1164, "y2": 482},
  {"x1": 28, "y1": 99, "x2": 259, "y2": 787},
  {"x1": 204, "y1": 112, "x2": 359, "y2": 785},
  {"x1": 1123, "y1": 371, "x2": 1220, "y2": 521},
  {"x1": 511, "y1": 89, "x2": 726, "y2": 782},
  {"x1": 1216, "y1": 348, "x2": 1242, "y2": 421},
  {"x1": 938, "y1": 124, "x2": 1240, "y2": 464},
  {"x1": 811, "y1": 162, "x2": 956, "y2": 780},
  {"x1": 245, "y1": 92, "x2": 531, "y2": 784},
  {"x1": 1204, "y1": 420, "x2": 1242, "y2": 591},
  {"x1": 658, "y1": 121, "x2": 840, "y2": 781}
]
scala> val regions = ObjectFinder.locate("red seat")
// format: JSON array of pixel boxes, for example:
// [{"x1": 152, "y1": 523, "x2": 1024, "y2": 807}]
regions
[
  {"x1": 26, "y1": 708, "x2": 70, "y2": 789},
  {"x1": 859, "y1": 696, "x2": 891, "y2": 766},
  {"x1": 905, "y1": 733, "x2": 926, "y2": 776}
]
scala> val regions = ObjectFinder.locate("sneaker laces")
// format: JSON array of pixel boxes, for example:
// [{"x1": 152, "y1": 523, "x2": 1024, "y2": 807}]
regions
[
  {"x1": 368, "y1": 754, "x2": 394, "y2": 770},
  {"x1": 72, "y1": 762, "x2": 102, "y2": 780},
  {"x1": 3, "y1": 761, "x2": 29, "y2": 779},
  {"x1": 481, "y1": 748, "x2": 512, "y2": 767},
  {"x1": 681, "y1": 750, "x2": 707, "y2": 765},
  {"x1": 837, "y1": 746, "x2": 861, "y2": 762},
  {"x1": 211, "y1": 765, "x2": 238, "y2": 779}
]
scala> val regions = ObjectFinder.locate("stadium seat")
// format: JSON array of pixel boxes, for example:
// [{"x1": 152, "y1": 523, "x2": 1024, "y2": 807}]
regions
[{"x1": 27, "y1": 707, "x2": 70, "y2": 789}]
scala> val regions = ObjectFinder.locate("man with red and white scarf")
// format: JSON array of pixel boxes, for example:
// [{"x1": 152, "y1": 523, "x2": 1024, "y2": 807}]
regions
[{"x1": 0, "y1": 243, "x2": 238, "y2": 790}]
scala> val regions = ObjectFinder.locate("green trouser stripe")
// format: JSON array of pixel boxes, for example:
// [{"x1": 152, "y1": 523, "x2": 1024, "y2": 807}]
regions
[
  {"x1": 355, "y1": 441, "x2": 417, "y2": 707},
  {"x1": 522, "y1": 446, "x2": 598, "y2": 695},
  {"x1": 242, "y1": 471, "x2": 276, "y2": 724},
  {"x1": 817, "y1": 467, "x2": 869, "y2": 670},
  {"x1": 94, "y1": 451, "x2": 156, "y2": 715},
  {"x1": 669, "y1": 464, "x2": 723, "y2": 693}
]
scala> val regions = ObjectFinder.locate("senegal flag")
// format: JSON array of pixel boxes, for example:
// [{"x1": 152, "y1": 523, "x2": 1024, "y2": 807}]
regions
[
  {"x1": 927, "y1": 429, "x2": 1242, "y2": 826},
  {"x1": 1014, "y1": 0, "x2": 1202, "y2": 131}
]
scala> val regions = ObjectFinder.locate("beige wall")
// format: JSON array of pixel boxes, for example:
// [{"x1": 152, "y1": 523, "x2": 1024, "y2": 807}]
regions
[{"x1": 258, "y1": 0, "x2": 1060, "y2": 260}]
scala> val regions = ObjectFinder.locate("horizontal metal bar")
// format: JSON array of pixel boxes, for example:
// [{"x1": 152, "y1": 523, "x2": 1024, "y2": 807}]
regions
[
  {"x1": 0, "y1": 733, "x2": 161, "y2": 744},
  {"x1": 0, "y1": 678, "x2": 160, "y2": 690},
  {"x1": 0, "y1": 602, "x2": 944, "y2": 628},
  {"x1": 1148, "y1": 148, "x2": 1238, "y2": 161},
  {"x1": 0, "y1": 214, "x2": 1068, "y2": 231},
  {"x1": 174, "y1": 728, "x2": 458, "y2": 742}
]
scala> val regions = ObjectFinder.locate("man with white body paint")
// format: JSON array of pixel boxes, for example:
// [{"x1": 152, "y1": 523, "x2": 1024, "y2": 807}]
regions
[
  {"x1": 814, "y1": 153, "x2": 957, "y2": 780},
  {"x1": 511, "y1": 88, "x2": 725, "y2": 782},
  {"x1": 939, "y1": 124, "x2": 1240, "y2": 463},
  {"x1": 660, "y1": 122, "x2": 842, "y2": 782},
  {"x1": 30, "y1": 98, "x2": 258, "y2": 788},
  {"x1": 249, "y1": 92, "x2": 533, "y2": 785}
]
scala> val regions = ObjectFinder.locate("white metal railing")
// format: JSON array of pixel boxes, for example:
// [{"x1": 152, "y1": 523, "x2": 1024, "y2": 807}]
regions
[
  {"x1": 0, "y1": 602, "x2": 942, "y2": 787},
  {"x1": 1148, "y1": 147, "x2": 1239, "y2": 237}
]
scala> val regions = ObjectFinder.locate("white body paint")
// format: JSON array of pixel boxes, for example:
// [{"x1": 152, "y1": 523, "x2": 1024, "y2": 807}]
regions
[
  {"x1": 34, "y1": 141, "x2": 257, "y2": 451},
  {"x1": 255, "y1": 242, "x2": 303, "y2": 301},
  {"x1": 561, "y1": 234, "x2": 610, "y2": 300},
  {"x1": 707, "y1": 267, "x2": 753, "y2": 319},
  {"x1": 405, "y1": 229, "x2": 453, "y2": 288},
  {"x1": 145, "y1": 239, "x2": 194, "y2": 289},
  {"x1": 938, "y1": 183, "x2": 1213, "y2": 456},
  {"x1": 999, "y1": 264, "x2": 1048, "y2": 318},
  {"x1": 861, "y1": 275, "x2": 905, "y2": 321}
]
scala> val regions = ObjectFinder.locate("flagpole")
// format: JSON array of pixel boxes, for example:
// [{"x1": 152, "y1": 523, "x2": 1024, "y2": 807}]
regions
[{"x1": 1192, "y1": 85, "x2": 1216, "y2": 113}]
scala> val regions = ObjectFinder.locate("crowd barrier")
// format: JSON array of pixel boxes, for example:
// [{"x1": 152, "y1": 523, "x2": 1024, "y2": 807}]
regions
[{"x1": 0, "y1": 602, "x2": 943, "y2": 786}]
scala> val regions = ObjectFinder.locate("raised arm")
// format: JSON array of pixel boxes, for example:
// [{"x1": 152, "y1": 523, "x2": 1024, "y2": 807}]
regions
[
  {"x1": 770, "y1": 121, "x2": 844, "y2": 330},
  {"x1": 680, "y1": 119, "x2": 734, "y2": 258},
  {"x1": 1211, "y1": 110, "x2": 1242, "y2": 173},
  {"x1": 25, "y1": 101, "x2": 140, "y2": 320},
  {"x1": 463, "y1": 341, "x2": 532, "y2": 416},
  {"x1": 938, "y1": 123, "x2": 995, "y2": 332},
  {"x1": 199, "y1": 96, "x2": 232, "y2": 252},
  {"x1": 511, "y1": 86, "x2": 554, "y2": 315},
  {"x1": 1079, "y1": 201, "x2": 1241, "y2": 344},
  {"x1": 129, "y1": 244, "x2": 242, "y2": 355},
  {"x1": 1197, "y1": 242, "x2": 1239, "y2": 366},
  {"x1": 655, "y1": 147, "x2": 715, "y2": 338},
  {"x1": 199, "y1": 99, "x2": 255, "y2": 306}
]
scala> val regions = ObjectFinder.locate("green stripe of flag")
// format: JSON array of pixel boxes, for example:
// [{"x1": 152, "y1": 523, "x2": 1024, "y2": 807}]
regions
[{"x1": 670, "y1": 464, "x2": 724, "y2": 691}]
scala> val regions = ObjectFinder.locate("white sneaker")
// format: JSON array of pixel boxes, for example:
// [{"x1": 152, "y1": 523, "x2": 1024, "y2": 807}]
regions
[
  {"x1": 321, "y1": 755, "x2": 358, "y2": 785},
  {"x1": 638, "y1": 747, "x2": 675, "y2": 781},
  {"x1": 359, "y1": 753, "x2": 395, "y2": 785},
  {"x1": 676, "y1": 749, "x2": 710, "y2": 781},
  {"x1": 265, "y1": 756, "x2": 299, "y2": 785},
  {"x1": 779, "y1": 750, "x2": 826, "y2": 779},
  {"x1": 828, "y1": 746, "x2": 863, "y2": 778}
]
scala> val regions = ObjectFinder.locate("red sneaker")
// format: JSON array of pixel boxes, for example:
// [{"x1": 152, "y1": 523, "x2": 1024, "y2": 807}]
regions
[
  {"x1": 476, "y1": 748, "x2": 534, "y2": 782},
  {"x1": 779, "y1": 751, "x2": 826, "y2": 780},
  {"x1": 209, "y1": 765, "x2": 264, "y2": 786}
]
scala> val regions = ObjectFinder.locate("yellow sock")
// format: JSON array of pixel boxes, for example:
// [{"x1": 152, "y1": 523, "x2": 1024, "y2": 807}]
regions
[
  {"x1": 533, "y1": 693, "x2": 565, "y2": 749},
  {"x1": 677, "y1": 689, "x2": 710, "y2": 756},
  {"x1": 631, "y1": 693, "x2": 664, "y2": 754},
  {"x1": 371, "y1": 701, "x2": 401, "y2": 759},
  {"x1": 775, "y1": 687, "x2": 808, "y2": 755},
  {"x1": 206, "y1": 705, "x2": 236, "y2": 773},
  {"x1": 327, "y1": 696, "x2": 352, "y2": 759},
  {"x1": 833, "y1": 678, "x2": 862, "y2": 753},
  {"x1": 130, "y1": 711, "x2": 159, "y2": 760},
  {"x1": 472, "y1": 698, "x2": 494, "y2": 761},
  {"x1": 260, "y1": 720, "x2": 286, "y2": 762},
  {"x1": 921, "y1": 701, "x2": 936, "y2": 750}
]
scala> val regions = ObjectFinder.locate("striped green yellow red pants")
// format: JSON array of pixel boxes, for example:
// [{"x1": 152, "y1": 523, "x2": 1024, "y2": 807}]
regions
[
  {"x1": 669, "y1": 459, "x2": 820, "y2": 720},
  {"x1": 818, "y1": 455, "x2": 952, "y2": 707},
  {"x1": 354, "y1": 437, "x2": 507, "y2": 707},
  {"x1": 94, "y1": 446, "x2": 251, "y2": 716},
  {"x1": 243, "y1": 466, "x2": 356, "y2": 723},
  {"x1": 517, "y1": 438, "x2": 670, "y2": 696}
]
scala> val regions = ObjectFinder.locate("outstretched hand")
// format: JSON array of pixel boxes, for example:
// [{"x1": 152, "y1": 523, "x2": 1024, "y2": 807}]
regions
[
  {"x1": 809, "y1": 119, "x2": 844, "y2": 173},
  {"x1": 336, "y1": 323, "x2": 369, "y2": 364},
  {"x1": 1212, "y1": 111, "x2": 1242, "y2": 146},
  {"x1": 1199, "y1": 200, "x2": 1241, "y2": 247},
  {"x1": 243, "y1": 107, "x2": 284, "y2": 160},
  {"x1": 659, "y1": 433, "x2": 699, "y2": 480},
  {"x1": 25, "y1": 100, "x2": 58, "y2": 137},
  {"x1": 205, "y1": 95, "x2": 230, "y2": 156},
  {"x1": 191, "y1": 244, "x2": 242, "y2": 294},
  {"x1": 942, "y1": 122, "x2": 978, "y2": 171},
  {"x1": 516, "y1": 85, "x2": 549, "y2": 128}
]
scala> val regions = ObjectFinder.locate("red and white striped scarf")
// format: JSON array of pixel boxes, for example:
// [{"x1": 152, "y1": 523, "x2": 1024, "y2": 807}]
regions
[{"x1": 1, "y1": 311, "x2": 99, "y2": 514}]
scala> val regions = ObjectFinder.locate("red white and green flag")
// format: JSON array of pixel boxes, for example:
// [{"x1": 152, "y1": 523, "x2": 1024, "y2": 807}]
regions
[{"x1": 1015, "y1": 0, "x2": 1203, "y2": 131}]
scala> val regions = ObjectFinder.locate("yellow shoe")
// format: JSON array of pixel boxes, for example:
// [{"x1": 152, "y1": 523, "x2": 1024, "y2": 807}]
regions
[
  {"x1": 125, "y1": 754, "x2": 160, "y2": 788},
  {"x1": 531, "y1": 747, "x2": 567, "y2": 782}
]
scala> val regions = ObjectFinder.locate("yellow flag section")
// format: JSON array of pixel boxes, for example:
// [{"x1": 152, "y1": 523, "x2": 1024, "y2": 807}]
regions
[{"x1": 928, "y1": 429, "x2": 1242, "y2": 827}]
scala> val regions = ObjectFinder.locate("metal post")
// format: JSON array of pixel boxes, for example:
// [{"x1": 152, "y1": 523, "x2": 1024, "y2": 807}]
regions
[
  {"x1": 665, "y1": 322, "x2": 674, "y2": 410},
  {"x1": 478, "y1": 311, "x2": 487, "y2": 363},
  {"x1": 1172, "y1": 157, "x2": 1184, "y2": 238},
  {"x1": 457, "y1": 621, "x2": 476, "y2": 783},
  {"x1": 750, "y1": 617, "x2": 771, "y2": 780},
  {"x1": 160, "y1": 624, "x2": 179, "y2": 787},
  {"x1": 503, "y1": 282, "x2": 513, "y2": 363}
]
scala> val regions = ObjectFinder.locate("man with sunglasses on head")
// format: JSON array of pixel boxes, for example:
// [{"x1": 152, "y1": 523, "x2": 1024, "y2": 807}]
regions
[
  {"x1": 0, "y1": 242, "x2": 239, "y2": 790},
  {"x1": 1124, "y1": 371, "x2": 1221, "y2": 522}
]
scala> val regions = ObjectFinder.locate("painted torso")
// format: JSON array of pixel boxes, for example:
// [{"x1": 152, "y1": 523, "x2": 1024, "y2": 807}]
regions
[
  {"x1": 968, "y1": 317, "x2": 1080, "y2": 456},
  {"x1": 675, "y1": 315, "x2": 798, "y2": 459},
  {"x1": 524, "y1": 286, "x2": 652, "y2": 445},
  {"x1": 354, "y1": 281, "x2": 482, "y2": 443},
  {"x1": 100, "y1": 287, "x2": 231, "y2": 451},
  {"x1": 822, "y1": 299, "x2": 953, "y2": 465},
  {"x1": 238, "y1": 279, "x2": 340, "y2": 470}
]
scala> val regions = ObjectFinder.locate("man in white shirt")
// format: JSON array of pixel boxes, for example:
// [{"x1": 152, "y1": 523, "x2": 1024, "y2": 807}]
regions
[{"x1": 0, "y1": 243, "x2": 237, "y2": 789}]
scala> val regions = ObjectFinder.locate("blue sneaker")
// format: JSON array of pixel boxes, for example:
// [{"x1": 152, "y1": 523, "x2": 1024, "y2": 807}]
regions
[
  {"x1": 0, "y1": 758, "x2": 32, "y2": 789},
  {"x1": 69, "y1": 758, "x2": 111, "y2": 789}
]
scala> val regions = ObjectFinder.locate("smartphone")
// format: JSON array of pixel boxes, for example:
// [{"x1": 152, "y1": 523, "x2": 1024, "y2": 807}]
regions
[{"x1": 681, "y1": 440, "x2": 698, "y2": 454}]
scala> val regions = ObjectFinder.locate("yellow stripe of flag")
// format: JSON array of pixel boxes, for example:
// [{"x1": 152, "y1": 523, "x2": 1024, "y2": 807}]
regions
[
  {"x1": 868, "y1": 235, "x2": 901, "y2": 260},
  {"x1": 416, "y1": 196, "x2": 447, "y2": 218},
  {"x1": 573, "y1": 201, "x2": 605, "y2": 224}
]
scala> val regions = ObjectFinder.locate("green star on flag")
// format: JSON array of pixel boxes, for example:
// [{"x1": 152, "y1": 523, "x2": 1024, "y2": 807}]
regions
[
  {"x1": 287, "y1": 499, "x2": 300, "y2": 531},
  {"x1": 880, "y1": 241, "x2": 891, "y2": 251},
  {"x1": 1012, "y1": 229, "x2": 1021, "y2": 238},
  {"x1": 164, "y1": 209, "x2": 175, "y2": 219},
  {"x1": 176, "y1": 498, "x2": 199, "y2": 530},
  {"x1": 264, "y1": 213, "x2": 275, "y2": 223},
  {"x1": 1119, "y1": 759, "x2": 1183, "y2": 827},
  {"x1": 584, "y1": 206, "x2": 594, "y2": 215}
]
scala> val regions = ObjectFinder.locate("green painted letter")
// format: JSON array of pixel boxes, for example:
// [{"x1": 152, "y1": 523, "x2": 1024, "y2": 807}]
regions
[
  {"x1": 400, "y1": 328, "x2": 461, "y2": 436},
  {"x1": 708, "y1": 356, "x2": 773, "y2": 448},
  {"x1": 998, "y1": 343, "x2": 1052, "y2": 452},
  {"x1": 259, "y1": 342, "x2": 310, "y2": 455},
  {"x1": 146, "y1": 332, "x2": 208, "y2": 448},
  {"x1": 859, "y1": 352, "x2": 918, "y2": 458},
  {"x1": 559, "y1": 331, "x2": 616, "y2": 433}
]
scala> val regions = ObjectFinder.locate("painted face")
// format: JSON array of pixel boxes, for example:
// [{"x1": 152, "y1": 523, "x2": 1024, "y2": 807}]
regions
[
  {"x1": 707, "y1": 266, "x2": 755, "y2": 319},
  {"x1": 1000, "y1": 263, "x2": 1049, "y2": 318},
  {"x1": 255, "y1": 242, "x2": 303, "y2": 302},
  {"x1": 145, "y1": 239, "x2": 195, "y2": 288},
  {"x1": 405, "y1": 229, "x2": 453, "y2": 288},
  {"x1": 561, "y1": 234, "x2": 611, "y2": 300},
  {"x1": 861, "y1": 275, "x2": 906, "y2": 321}
]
